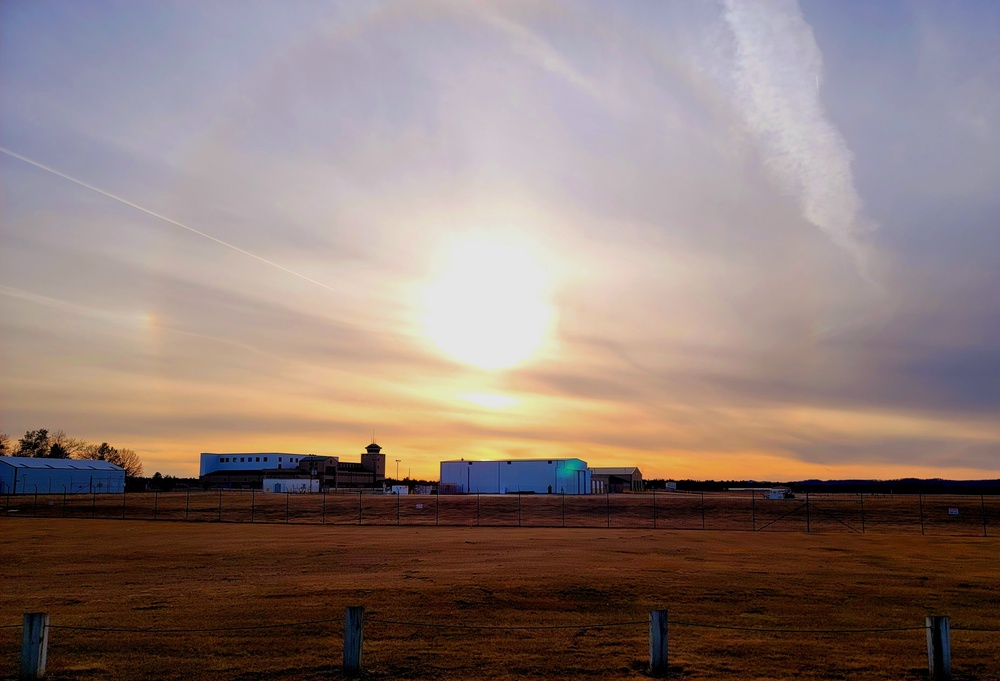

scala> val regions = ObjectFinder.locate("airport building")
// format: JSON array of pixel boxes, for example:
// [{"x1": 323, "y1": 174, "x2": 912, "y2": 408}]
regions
[
  {"x1": 439, "y1": 458, "x2": 591, "y2": 495},
  {"x1": 199, "y1": 442, "x2": 386, "y2": 489},
  {"x1": 590, "y1": 467, "x2": 644, "y2": 493},
  {"x1": 0, "y1": 457, "x2": 126, "y2": 495}
]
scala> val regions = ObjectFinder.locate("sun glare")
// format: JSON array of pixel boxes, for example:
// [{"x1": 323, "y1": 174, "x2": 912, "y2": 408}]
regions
[
  {"x1": 460, "y1": 392, "x2": 520, "y2": 409},
  {"x1": 423, "y1": 236, "x2": 553, "y2": 370}
]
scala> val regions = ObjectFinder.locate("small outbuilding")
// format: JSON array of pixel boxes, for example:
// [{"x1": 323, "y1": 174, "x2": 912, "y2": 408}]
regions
[
  {"x1": 439, "y1": 458, "x2": 591, "y2": 494},
  {"x1": 0, "y1": 457, "x2": 126, "y2": 495},
  {"x1": 589, "y1": 467, "x2": 643, "y2": 493}
]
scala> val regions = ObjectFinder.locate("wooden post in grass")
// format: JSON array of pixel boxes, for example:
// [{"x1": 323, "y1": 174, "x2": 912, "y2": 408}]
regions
[
  {"x1": 250, "y1": 489, "x2": 254, "y2": 523},
  {"x1": 344, "y1": 606, "x2": 365, "y2": 675},
  {"x1": 859, "y1": 494, "x2": 865, "y2": 533},
  {"x1": 700, "y1": 492, "x2": 706, "y2": 530},
  {"x1": 926, "y1": 615, "x2": 951, "y2": 679},
  {"x1": 751, "y1": 490, "x2": 756, "y2": 531},
  {"x1": 20, "y1": 612, "x2": 49, "y2": 679},
  {"x1": 185, "y1": 488, "x2": 190, "y2": 521},
  {"x1": 649, "y1": 609, "x2": 668, "y2": 677},
  {"x1": 153, "y1": 491, "x2": 158, "y2": 521},
  {"x1": 919, "y1": 494, "x2": 925, "y2": 535},
  {"x1": 285, "y1": 491, "x2": 290, "y2": 524},
  {"x1": 981, "y1": 495, "x2": 988, "y2": 537},
  {"x1": 218, "y1": 488, "x2": 223, "y2": 521}
]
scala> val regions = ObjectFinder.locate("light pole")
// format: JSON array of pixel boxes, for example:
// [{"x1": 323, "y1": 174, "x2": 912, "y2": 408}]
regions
[{"x1": 396, "y1": 459, "x2": 401, "y2": 481}]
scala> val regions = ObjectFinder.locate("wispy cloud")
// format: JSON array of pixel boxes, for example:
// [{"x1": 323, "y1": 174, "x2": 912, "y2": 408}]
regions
[{"x1": 723, "y1": 0, "x2": 874, "y2": 265}]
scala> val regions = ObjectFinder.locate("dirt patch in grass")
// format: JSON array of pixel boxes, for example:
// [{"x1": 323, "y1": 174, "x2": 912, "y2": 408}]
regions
[{"x1": 0, "y1": 519, "x2": 998, "y2": 679}]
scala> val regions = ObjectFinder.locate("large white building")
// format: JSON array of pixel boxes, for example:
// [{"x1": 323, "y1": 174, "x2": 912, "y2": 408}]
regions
[
  {"x1": 439, "y1": 458, "x2": 591, "y2": 495},
  {"x1": 0, "y1": 457, "x2": 126, "y2": 494}
]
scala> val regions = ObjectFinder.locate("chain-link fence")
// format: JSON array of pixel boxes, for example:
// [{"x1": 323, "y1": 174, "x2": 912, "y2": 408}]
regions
[{"x1": 2, "y1": 489, "x2": 996, "y2": 535}]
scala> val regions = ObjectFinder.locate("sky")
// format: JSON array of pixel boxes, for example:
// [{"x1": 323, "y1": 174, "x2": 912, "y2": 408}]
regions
[{"x1": 2, "y1": 0, "x2": 999, "y2": 481}]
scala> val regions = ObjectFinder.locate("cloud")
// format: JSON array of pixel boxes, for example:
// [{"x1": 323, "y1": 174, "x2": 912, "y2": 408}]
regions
[{"x1": 723, "y1": 0, "x2": 874, "y2": 264}]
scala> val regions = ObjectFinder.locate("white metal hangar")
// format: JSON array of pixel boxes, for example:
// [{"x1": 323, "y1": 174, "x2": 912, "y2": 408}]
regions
[
  {"x1": 439, "y1": 458, "x2": 591, "y2": 495},
  {"x1": 0, "y1": 457, "x2": 126, "y2": 495}
]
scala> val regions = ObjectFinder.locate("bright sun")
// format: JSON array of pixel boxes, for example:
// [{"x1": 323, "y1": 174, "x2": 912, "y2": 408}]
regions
[{"x1": 423, "y1": 236, "x2": 553, "y2": 370}]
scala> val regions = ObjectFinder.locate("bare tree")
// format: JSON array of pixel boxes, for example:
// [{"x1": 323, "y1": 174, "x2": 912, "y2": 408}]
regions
[
  {"x1": 0, "y1": 432, "x2": 10, "y2": 456},
  {"x1": 77, "y1": 442, "x2": 144, "y2": 477},
  {"x1": 114, "y1": 448, "x2": 144, "y2": 478},
  {"x1": 50, "y1": 430, "x2": 88, "y2": 457}
]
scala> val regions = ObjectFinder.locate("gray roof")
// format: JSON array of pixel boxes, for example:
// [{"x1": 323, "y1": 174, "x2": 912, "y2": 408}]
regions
[
  {"x1": 0, "y1": 457, "x2": 125, "y2": 472},
  {"x1": 590, "y1": 467, "x2": 642, "y2": 477}
]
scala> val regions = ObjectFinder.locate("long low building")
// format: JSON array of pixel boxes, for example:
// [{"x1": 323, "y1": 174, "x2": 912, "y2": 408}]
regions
[
  {"x1": 439, "y1": 458, "x2": 591, "y2": 495},
  {"x1": 199, "y1": 442, "x2": 386, "y2": 489},
  {"x1": 0, "y1": 457, "x2": 126, "y2": 494}
]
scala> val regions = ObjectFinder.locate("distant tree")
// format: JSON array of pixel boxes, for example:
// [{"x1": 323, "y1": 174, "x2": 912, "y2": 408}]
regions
[
  {"x1": 48, "y1": 443, "x2": 69, "y2": 459},
  {"x1": 77, "y1": 442, "x2": 144, "y2": 478},
  {"x1": 0, "y1": 432, "x2": 10, "y2": 456},
  {"x1": 16, "y1": 429, "x2": 50, "y2": 457},
  {"x1": 49, "y1": 430, "x2": 88, "y2": 457}
]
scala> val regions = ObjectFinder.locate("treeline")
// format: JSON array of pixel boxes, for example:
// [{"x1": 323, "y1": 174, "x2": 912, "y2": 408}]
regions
[
  {"x1": 646, "y1": 478, "x2": 1000, "y2": 495},
  {"x1": 0, "y1": 428, "x2": 143, "y2": 478}
]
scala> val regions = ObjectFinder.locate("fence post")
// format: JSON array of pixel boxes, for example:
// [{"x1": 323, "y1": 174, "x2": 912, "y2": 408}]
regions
[
  {"x1": 358, "y1": 491, "x2": 362, "y2": 525},
  {"x1": 435, "y1": 492, "x2": 439, "y2": 526},
  {"x1": 926, "y1": 615, "x2": 951, "y2": 679},
  {"x1": 92, "y1": 488, "x2": 97, "y2": 518},
  {"x1": 751, "y1": 490, "x2": 756, "y2": 531},
  {"x1": 860, "y1": 494, "x2": 865, "y2": 533},
  {"x1": 652, "y1": 490, "x2": 657, "y2": 530},
  {"x1": 185, "y1": 488, "x2": 190, "y2": 521},
  {"x1": 218, "y1": 488, "x2": 223, "y2": 521},
  {"x1": 981, "y1": 494, "x2": 988, "y2": 537},
  {"x1": 20, "y1": 612, "x2": 49, "y2": 679},
  {"x1": 919, "y1": 494, "x2": 925, "y2": 535},
  {"x1": 397, "y1": 490, "x2": 400, "y2": 526},
  {"x1": 477, "y1": 492, "x2": 480, "y2": 527},
  {"x1": 62, "y1": 489, "x2": 67, "y2": 518},
  {"x1": 517, "y1": 492, "x2": 522, "y2": 527},
  {"x1": 805, "y1": 492, "x2": 811, "y2": 533},
  {"x1": 343, "y1": 606, "x2": 365, "y2": 676},
  {"x1": 700, "y1": 492, "x2": 706, "y2": 530},
  {"x1": 322, "y1": 488, "x2": 326, "y2": 525},
  {"x1": 250, "y1": 489, "x2": 255, "y2": 523},
  {"x1": 562, "y1": 490, "x2": 565, "y2": 528},
  {"x1": 285, "y1": 492, "x2": 290, "y2": 524},
  {"x1": 649, "y1": 609, "x2": 668, "y2": 677},
  {"x1": 153, "y1": 491, "x2": 158, "y2": 521},
  {"x1": 33, "y1": 488, "x2": 38, "y2": 517},
  {"x1": 606, "y1": 490, "x2": 611, "y2": 529}
]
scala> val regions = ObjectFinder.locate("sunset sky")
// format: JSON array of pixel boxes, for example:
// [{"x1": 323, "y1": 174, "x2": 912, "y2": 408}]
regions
[{"x1": 2, "y1": 0, "x2": 999, "y2": 481}]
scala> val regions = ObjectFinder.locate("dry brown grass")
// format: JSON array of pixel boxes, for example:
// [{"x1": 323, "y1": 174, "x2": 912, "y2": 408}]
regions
[{"x1": 1, "y1": 518, "x2": 998, "y2": 680}]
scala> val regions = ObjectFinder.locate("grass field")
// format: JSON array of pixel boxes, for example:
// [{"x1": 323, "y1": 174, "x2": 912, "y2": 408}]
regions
[{"x1": 1, "y1": 519, "x2": 998, "y2": 680}]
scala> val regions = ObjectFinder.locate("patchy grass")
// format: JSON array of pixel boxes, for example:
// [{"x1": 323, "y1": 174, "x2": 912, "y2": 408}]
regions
[{"x1": 0, "y1": 519, "x2": 998, "y2": 679}]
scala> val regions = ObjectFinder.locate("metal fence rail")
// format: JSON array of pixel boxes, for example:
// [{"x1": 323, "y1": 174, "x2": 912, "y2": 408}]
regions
[{"x1": 1, "y1": 490, "x2": 996, "y2": 535}]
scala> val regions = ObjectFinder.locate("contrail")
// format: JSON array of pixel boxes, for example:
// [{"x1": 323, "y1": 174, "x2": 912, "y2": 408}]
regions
[
  {"x1": 0, "y1": 145, "x2": 338, "y2": 293},
  {"x1": 723, "y1": 0, "x2": 874, "y2": 265}
]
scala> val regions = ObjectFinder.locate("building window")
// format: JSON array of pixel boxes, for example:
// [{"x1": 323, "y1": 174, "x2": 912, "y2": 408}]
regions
[
  {"x1": 256, "y1": 457, "x2": 260, "y2": 462},
  {"x1": 279, "y1": 457, "x2": 282, "y2": 462},
  {"x1": 263, "y1": 457, "x2": 268, "y2": 462},
  {"x1": 241, "y1": 457, "x2": 245, "y2": 462}
]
